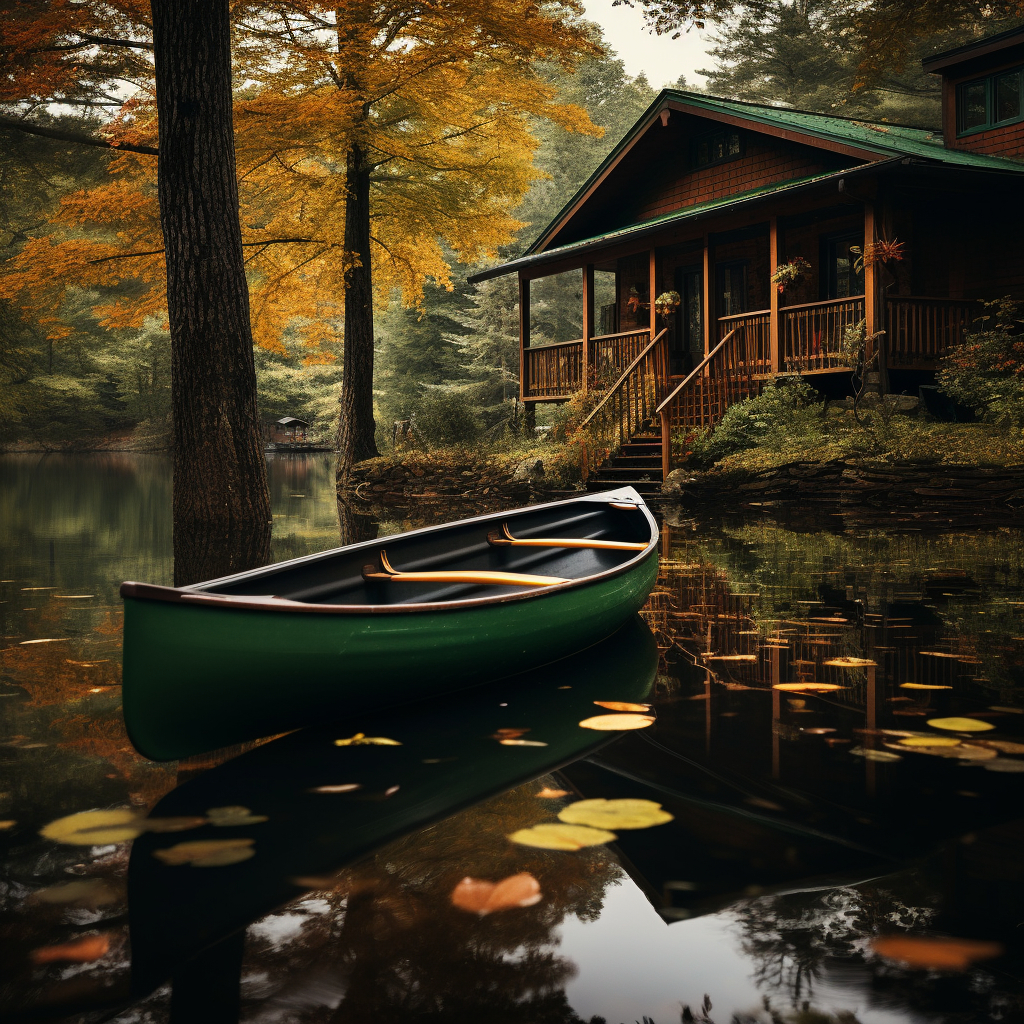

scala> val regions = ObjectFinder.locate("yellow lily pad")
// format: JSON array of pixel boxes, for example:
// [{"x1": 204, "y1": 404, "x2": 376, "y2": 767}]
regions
[
  {"x1": 153, "y1": 838, "x2": 255, "y2": 867},
  {"x1": 578, "y1": 713, "x2": 655, "y2": 731},
  {"x1": 926, "y1": 717, "x2": 996, "y2": 733},
  {"x1": 40, "y1": 809, "x2": 143, "y2": 846},
  {"x1": 507, "y1": 823, "x2": 616, "y2": 850},
  {"x1": 976, "y1": 739, "x2": 1024, "y2": 755},
  {"x1": 558, "y1": 798, "x2": 673, "y2": 830},
  {"x1": 900, "y1": 683, "x2": 953, "y2": 690},
  {"x1": 206, "y1": 806, "x2": 268, "y2": 827},
  {"x1": 898, "y1": 736, "x2": 962, "y2": 747},
  {"x1": 773, "y1": 683, "x2": 844, "y2": 692},
  {"x1": 334, "y1": 732, "x2": 401, "y2": 746}
]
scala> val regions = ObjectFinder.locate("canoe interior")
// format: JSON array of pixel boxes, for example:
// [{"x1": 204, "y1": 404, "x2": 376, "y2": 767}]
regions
[{"x1": 192, "y1": 494, "x2": 654, "y2": 607}]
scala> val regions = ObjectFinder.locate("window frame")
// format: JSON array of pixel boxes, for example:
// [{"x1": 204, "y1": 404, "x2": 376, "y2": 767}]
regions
[
  {"x1": 956, "y1": 64, "x2": 1024, "y2": 136},
  {"x1": 690, "y1": 127, "x2": 745, "y2": 170}
]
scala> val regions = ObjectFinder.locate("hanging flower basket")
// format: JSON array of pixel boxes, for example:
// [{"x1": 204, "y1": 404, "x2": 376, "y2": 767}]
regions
[
  {"x1": 654, "y1": 290, "x2": 681, "y2": 315},
  {"x1": 771, "y1": 256, "x2": 811, "y2": 294}
]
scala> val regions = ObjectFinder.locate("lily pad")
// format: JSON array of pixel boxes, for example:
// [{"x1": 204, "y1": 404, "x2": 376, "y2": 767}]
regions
[
  {"x1": 578, "y1": 713, "x2": 655, "y2": 731},
  {"x1": 849, "y1": 746, "x2": 902, "y2": 762},
  {"x1": 40, "y1": 809, "x2": 143, "y2": 846},
  {"x1": 153, "y1": 838, "x2": 255, "y2": 867},
  {"x1": 926, "y1": 717, "x2": 996, "y2": 733},
  {"x1": 897, "y1": 736, "x2": 962, "y2": 748},
  {"x1": 900, "y1": 683, "x2": 953, "y2": 690},
  {"x1": 559, "y1": 798, "x2": 673, "y2": 830},
  {"x1": 773, "y1": 683, "x2": 844, "y2": 692},
  {"x1": 507, "y1": 823, "x2": 616, "y2": 850},
  {"x1": 593, "y1": 701, "x2": 651, "y2": 712}
]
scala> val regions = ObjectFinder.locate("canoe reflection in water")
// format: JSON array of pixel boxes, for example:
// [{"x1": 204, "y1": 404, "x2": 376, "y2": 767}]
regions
[{"x1": 127, "y1": 616, "x2": 658, "y2": 1016}]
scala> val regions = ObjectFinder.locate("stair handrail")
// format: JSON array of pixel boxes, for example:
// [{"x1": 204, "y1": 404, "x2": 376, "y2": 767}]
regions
[
  {"x1": 580, "y1": 328, "x2": 669, "y2": 430},
  {"x1": 655, "y1": 328, "x2": 738, "y2": 416}
]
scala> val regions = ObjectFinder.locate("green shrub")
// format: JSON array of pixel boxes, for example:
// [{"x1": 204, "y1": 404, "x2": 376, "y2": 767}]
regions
[{"x1": 413, "y1": 387, "x2": 482, "y2": 446}]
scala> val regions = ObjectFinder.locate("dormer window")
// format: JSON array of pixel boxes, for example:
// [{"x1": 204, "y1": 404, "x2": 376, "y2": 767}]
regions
[
  {"x1": 692, "y1": 128, "x2": 743, "y2": 168},
  {"x1": 957, "y1": 65, "x2": 1023, "y2": 134}
]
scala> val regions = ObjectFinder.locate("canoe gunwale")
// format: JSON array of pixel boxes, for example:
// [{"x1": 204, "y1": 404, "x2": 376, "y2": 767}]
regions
[{"x1": 120, "y1": 488, "x2": 659, "y2": 617}]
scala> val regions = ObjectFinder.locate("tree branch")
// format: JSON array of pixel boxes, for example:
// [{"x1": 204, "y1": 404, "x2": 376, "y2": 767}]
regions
[{"x1": 0, "y1": 117, "x2": 158, "y2": 155}]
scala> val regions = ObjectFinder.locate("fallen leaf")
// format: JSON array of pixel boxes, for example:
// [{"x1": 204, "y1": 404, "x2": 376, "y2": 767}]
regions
[
  {"x1": 30, "y1": 934, "x2": 110, "y2": 965},
  {"x1": 535, "y1": 787, "x2": 569, "y2": 798},
  {"x1": 802, "y1": 728, "x2": 836, "y2": 735},
  {"x1": 493, "y1": 727, "x2": 530, "y2": 740},
  {"x1": 772, "y1": 683, "x2": 845, "y2": 692},
  {"x1": 499, "y1": 738, "x2": 548, "y2": 747},
  {"x1": 559, "y1": 798, "x2": 672, "y2": 830},
  {"x1": 0, "y1": 820, "x2": 14, "y2": 830},
  {"x1": 334, "y1": 732, "x2": 401, "y2": 746},
  {"x1": 872, "y1": 935, "x2": 1002, "y2": 970},
  {"x1": 897, "y1": 736, "x2": 962, "y2": 748},
  {"x1": 900, "y1": 683, "x2": 953, "y2": 690},
  {"x1": 578, "y1": 713, "x2": 655, "y2": 731},
  {"x1": 825, "y1": 738, "x2": 852, "y2": 746},
  {"x1": 989, "y1": 706, "x2": 1024, "y2": 714},
  {"x1": 823, "y1": 657, "x2": 876, "y2": 667},
  {"x1": 450, "y1": 872, "x2": 542, "y2": 915},
  {"x1": 40, "y1": 809, "x2": 143, "y2": 846},
  {"x1": 886, "y1": 742, "x2": 996, "y2": 761},
  {"x1": 153, "y1": 838, "x2": 255, "y2": 867},
  {"x1": 975, "y1": 739, "x2": 1024, "y2": 755},
  {"x1": 309, "y1": 784, "x2": 362, "y2": 794},
  {"x1": 593, "y1": 701, "x2": 652, "y2": 712},
  {"x1": 32, "y1": 879, "x2": 119, "y2": 907},
  {"x1": 143, "y1": 815, "x2": 208, "y2": 833},
  {"x1": 206, "y1": 806, "x2": 268, "y2": 827},
  {"x1": 707, "y1": 654, "x2": 757, "y2": 661},
  {"x1": 507, "y1": 823, "x2": 616, "y2": 850},
  {"x1": 984, "y1": 759, "x2": 1024, "y2": 772},
  {"x1": 384, "y1": 785, "x2": 400, "y2": 797},
  {"x1": 850, "y1": 746, "x2": 902, "y2": 762},
  {"x1": 926, "y1": 717, "x2": 995, "y2": 733},
  {"x1": 918, "y1": 651, "x2": 962, "y2": 659}
]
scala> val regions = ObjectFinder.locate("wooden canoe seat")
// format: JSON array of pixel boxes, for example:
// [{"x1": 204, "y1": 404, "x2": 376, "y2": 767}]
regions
[
  {"x1": 363, "y1": 550, "x2": 569, "y2": 587},
  {"x1": 487, "y1": 523, "x2": 647, "y2": 552}
]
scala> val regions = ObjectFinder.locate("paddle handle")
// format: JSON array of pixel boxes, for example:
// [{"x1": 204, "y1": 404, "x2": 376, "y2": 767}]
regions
[
  {"x1": 488, "y1": 524, "x2": 645, "y2": 551},
  {"x1": 363, "y1": 566, "x2": 569, "y2": 587}
]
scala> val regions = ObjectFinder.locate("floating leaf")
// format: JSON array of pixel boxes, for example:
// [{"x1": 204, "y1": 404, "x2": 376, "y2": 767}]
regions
[
  {"x1": 593, "y1": 701, "x2": 651, "y2": 712},
  {"x1": 30, "y1": 934, "x2": 110, "y2": 965},
  {"x1": 493, "y1": 727, "x2": 530, "y2": 740},
  {"x1": 559, "y1": 798, "x2": 673, "y2": 830},
  {"x1": 19, "y1": 638, "x2": 67, "y2": 645},
  {"x1": 802, "y1": 728, "x2": 837, "y2": 735},
  {"x1": 32, "y1": 879, "x2": 119, "y2": 907},
  {"x1": 578, "y1": 713, "x2": 655, "y2": 731},
  {"x1": 926, "y1": 717, "x2": 995, "y2": 733},
  {"x1": 773, "y1": 683, "x2": 844, "y2": 692},
  {"x1": 334, "y1": 732, "x2": 401, "y2": 746},
  {"x1": 898, "y1": 736, "x2": 962, "y2": 748},
  {"x1": 206, "y1": 806, "x2": 268, "y2": 827},
  {"x1": 309, "y1": 784, "x2": 362, "y2": 794},
  {"x1": 918, "y1": 651, "x2": 962, "y2": 659},
  {"x1": 499, "y1": 738, "x2": 548, "y2": 747},
  {"x1": 0, "y1": 820, "x2": 14, "y2": 830},
  {"x1": 900, "y1": 683, "x2": 953, "y2": 690},
  {"x1": 707, "y1": 654, "x2": 757, "y2": 661},
  {"x1": 143, "y1": 815, "x2": 208, "y2": 833},
  {"x1": 850, "y1": 746, "x2": 902, "y2": 762},
  {"x1": 872, "y1": 935, "x2": 1002, "y2": 970},
  {"x1": 153, "y1": 838, "x2": 255, "y2": 867},
  {"x1": 976, "y1": 739, "x2": 1024, "y2": 755},
  {"x1": 984, "y1": 759, "x2": 1024, "y2": 772},
  {"x1": 989, "y1": 706, "x2": 1024, "y2": 714},
  {"x1": 507, "y1": 823, "x2": 616, "y2": 850},
  {"x1": 450, "y1": 872, "x2": 542, "y2": 915},
  {"x1": 40, "y1": 809, "x2": 142, "y2": 846},
  {"x1": 535, "y1": 787, "x2": 569, "y2": 798},
  {"x1": 823, "y1": 657, "x2": 876, "y2": 667},
  {"x1": 887, "y1": 742, "x2": 996, "y2": 761}
]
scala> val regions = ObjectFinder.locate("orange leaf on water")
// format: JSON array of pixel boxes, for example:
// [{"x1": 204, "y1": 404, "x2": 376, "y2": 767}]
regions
[
  {"x1": 593, "y1": 701, "x2": 651, "y2": 712},
  {"x1": 535, "y1": 787, "x2": 569, "y2": 798},
  {"x1": 578, "y1": 713, "x2": 655, "y2": 731},
  {"x1": 872, "y1": 935, "x2": 1002, "y2": 970},
  {"x1": 30, "y1": 934, "x2": 111, "y2": 965},
  {"x1": 451, "y1": 872, "x2": 542, "y2": 915}
]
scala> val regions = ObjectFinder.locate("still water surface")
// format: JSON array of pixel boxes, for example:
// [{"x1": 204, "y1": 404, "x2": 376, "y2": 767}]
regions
[{"x1": 2, "y1": 453, "x2": 1024, "y2": 1023}]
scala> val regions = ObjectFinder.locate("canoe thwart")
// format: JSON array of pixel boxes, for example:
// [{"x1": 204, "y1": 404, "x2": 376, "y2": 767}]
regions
[
  {"x1": 362, "y1": 549, "x2": 569, "y2": 588},
  {"x1": 487, "y1": 522, "x2": 647, "y2": 552}
]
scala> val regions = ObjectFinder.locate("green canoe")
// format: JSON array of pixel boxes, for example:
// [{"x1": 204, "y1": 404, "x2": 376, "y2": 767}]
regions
[{"x1": 121, "y1": 488, "x2": 659, "y2": 760}]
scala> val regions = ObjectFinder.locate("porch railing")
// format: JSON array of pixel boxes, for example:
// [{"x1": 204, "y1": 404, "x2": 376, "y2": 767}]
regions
[
  {"x1": 717, "y1": 309, "x2": 772, "y2": 375},
  {"x1": 578, "y1": 329, "x2": 668, "y2": 478},
  {"x1": 523, "y1": 339, "x2": 583, "y2": 398},
  {"x1": 591, "y1": 328, "x2": 651, "y2": 378},
  {"x1": 782, "y1": 296, "x2": 864, "y2": 372},
  {"x1": 885, "y1": 297, "x2": 978, "y2": 366}
]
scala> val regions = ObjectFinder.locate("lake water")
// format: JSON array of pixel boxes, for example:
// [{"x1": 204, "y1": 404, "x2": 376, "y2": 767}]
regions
[{"x1": 2, "y1": 452, "x2": 1024, "y2": 1023}]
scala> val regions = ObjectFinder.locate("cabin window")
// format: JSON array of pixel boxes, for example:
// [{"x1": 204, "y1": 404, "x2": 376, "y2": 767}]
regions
[
  {"x1": 716, "y1": 261, "x2": 748, "y2": 317},
  {"x1": 957, "y1": 66, "x2": 1024, "y2": 134},
  {"x1": 824, "y1": 234, "x2": 864, "y2": 300},
  {"x1": 693, "y1": 129, "x2": 743, "y2": 169}
]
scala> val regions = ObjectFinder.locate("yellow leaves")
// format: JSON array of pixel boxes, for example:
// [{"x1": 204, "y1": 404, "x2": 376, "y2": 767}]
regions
[
  {"x1": 872, "y1": 935, "x2": 1002, "y2": 971},
  {"x1": 450, "y1": 872, "x2": 542, "y2": 915},
  {"x1": 926, "y1": 717, "x2": 996, "y2": 733},
  {"x1": 153, "y1": 839, "x2": 255, "y2": 867},
  {"x1": 507, "y1": 823, "x2": 616, "y2": 850},
  {"x1": 558, "y1": 798, "x2": 673, "y2": 830},
  {"x1": 334, "y1": 732, "x2": 401, "y2": 746},
  {"x1": 897, "y1": 736, "x2": 962, "y2": 747},
  {"x1": 593, "y1": 701, "x2": 651, "y2": 713},
  {"x1": 578, "y1": 713, "x2": 655, "y2": 731},
  {"x1": 40, "y1": 809, "x2": 142, "y2": 846}
]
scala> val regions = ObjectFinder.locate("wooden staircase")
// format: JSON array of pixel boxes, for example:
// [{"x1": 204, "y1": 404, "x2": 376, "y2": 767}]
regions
[{"x1": 585, "y1": 430, "x2": 664, "y2": 496}]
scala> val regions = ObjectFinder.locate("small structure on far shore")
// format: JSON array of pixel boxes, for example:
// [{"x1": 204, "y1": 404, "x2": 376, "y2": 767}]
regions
[{"x1": 267, "y1": 416, "x2": 309, "y2": 443}]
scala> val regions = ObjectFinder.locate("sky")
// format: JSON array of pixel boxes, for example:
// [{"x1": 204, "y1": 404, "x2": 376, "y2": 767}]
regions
[{"x1": 580, "y1": 0, "x2": 715, "y2": 89}]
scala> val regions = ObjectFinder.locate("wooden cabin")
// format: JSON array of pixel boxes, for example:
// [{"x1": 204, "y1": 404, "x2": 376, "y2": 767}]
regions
[
  {"x1": 267, "y1": 416, "x2": 309, "y2": 443},
  {"x1": 470, "y1": 26, "x2": 1024, "y2": 491}
]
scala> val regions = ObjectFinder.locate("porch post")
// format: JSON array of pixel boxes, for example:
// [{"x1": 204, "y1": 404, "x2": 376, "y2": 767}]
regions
[
  {"x1": 582, "y1": 263, "x2": 594, "y2": 394},
  {"x1": 702, "y1": 233, "x2": 715, "y2": 355},
  {"x1": 863, "y1": 203, "x2": 877, "y2": 362},
  {"x1": 769, "y1": 216, "x2": 780, "y2": 374},
  {"x1": 518, "y1": 273, "x2": 530, "y2": 403},
  {"x1": 648, "y1": 248, "x2": 657, "y2": 343}
]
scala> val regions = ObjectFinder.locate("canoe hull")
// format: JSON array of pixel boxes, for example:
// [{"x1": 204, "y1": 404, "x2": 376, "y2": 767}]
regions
[{"x1": 123, "y1": 546, "x2": 658, "y2": 760}]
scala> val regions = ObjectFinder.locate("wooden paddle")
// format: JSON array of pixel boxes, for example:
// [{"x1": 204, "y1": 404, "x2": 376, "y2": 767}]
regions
[
  {"x1": 487, "y1": 522, "x2": 646, "y2": 552},
  {"x1": 363, "y1": 550, "x2": 569, "y2": 587}
]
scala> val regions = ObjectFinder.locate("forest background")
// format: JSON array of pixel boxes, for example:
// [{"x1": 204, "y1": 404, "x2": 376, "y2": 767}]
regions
[{"x1": 1, "y1": 0, "x2": 1020, "y2": 454}]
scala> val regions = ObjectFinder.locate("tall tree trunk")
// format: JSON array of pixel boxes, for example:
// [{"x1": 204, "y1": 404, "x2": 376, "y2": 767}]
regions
[
  {"x1": 336, "y1": 141, "x2": 379, "y2": 486},
  {"x1": 151, "y1": 0, "x2": 272, "y2": 587}
]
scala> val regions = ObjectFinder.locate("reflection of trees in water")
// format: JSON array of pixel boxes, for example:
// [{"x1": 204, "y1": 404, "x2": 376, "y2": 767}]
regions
[{"x1": 241, "y1": 785, "x2": 620, "y2": 1023}]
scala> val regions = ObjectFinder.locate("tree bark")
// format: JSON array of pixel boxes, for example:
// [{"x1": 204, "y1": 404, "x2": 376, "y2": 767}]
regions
[
  {"x1": 150, "y1": 0, "x2": 271, "y2": 587},
  {"x1": 336, "y1": 140, "x2": 380, "y2": 486}
]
